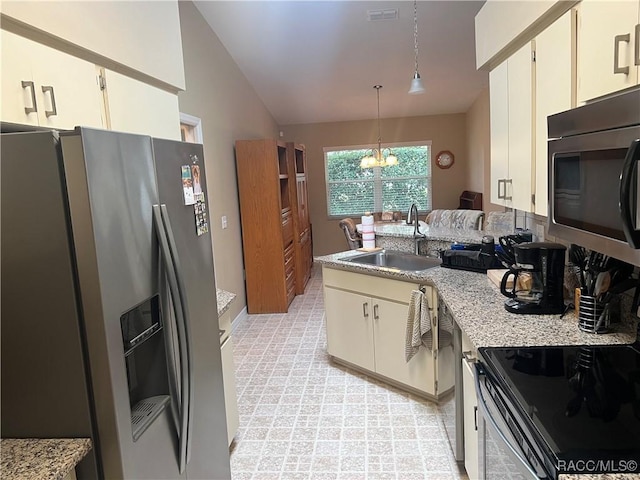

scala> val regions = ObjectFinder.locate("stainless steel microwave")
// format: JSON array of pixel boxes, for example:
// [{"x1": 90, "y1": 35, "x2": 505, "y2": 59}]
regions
[{"x1": 548, "y1": 87, "x2": 640, "y2": 266}]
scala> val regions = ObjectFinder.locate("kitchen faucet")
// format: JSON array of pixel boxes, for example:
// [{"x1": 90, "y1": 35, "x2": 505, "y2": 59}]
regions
[{"x1": 406, "y1": 203, "x2": 426, "y2": 254}]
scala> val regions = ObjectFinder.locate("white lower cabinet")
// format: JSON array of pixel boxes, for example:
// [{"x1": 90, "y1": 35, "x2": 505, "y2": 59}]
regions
[
  {"x1": 323, "y1": 267, "x2": 452, "y2": 399},
  {"x1": 462, "y1": 354, "x2": 479, "y2": 480},
  {"x1": 219, "y1": 311, "x2": 238, "y2": 446}
]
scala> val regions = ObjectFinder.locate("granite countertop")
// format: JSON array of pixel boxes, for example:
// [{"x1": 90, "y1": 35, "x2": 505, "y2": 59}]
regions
[
  {"x1": 1, "y1": 438, "x2": 91, "y2": 480},
  {"x1": 315, "y1": 250, "x2": 637, "y2": 348},
  {"x1": 216, "y1": 288, "x2": 236, "y2": 317}
]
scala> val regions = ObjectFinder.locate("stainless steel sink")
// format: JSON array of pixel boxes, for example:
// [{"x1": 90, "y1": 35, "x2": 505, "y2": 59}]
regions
[{"x1": 340, "y1": 250, "x2": 441, "y2": 272}]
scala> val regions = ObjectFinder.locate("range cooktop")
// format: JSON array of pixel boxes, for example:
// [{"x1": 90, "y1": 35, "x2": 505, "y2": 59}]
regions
[{"x1": 480, "y1": 343, "x2": 640, "y2": 476}]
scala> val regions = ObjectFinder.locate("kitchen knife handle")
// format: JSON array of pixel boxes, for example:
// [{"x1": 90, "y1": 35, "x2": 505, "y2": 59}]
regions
[
  {"x1": 21, "y1": 81, "x2": 37, "y2": 114},
  {"x1": 614, "y1": 33, "x2": 630, "y2": 74}
]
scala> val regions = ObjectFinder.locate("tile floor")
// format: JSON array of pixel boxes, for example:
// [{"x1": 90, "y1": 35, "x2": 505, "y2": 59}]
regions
[{"x1": 229, "y1": 267, "x2": 467, "y2": 480}]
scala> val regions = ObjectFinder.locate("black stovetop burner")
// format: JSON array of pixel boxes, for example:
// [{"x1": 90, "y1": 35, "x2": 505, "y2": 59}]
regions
[{"x1": 479, "y1": 343, "x2": 640, "y2": 476}]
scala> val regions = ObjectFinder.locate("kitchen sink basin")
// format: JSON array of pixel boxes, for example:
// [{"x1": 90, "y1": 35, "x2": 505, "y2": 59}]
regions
[{"x1": 340, "y1": 250, "x2": 441, "y2": 272}]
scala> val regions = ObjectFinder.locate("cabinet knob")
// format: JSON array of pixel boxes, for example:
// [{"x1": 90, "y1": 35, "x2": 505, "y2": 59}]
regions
[
  {"x1": 363, "y1": 302, "x2": 369, "y2": 318},
  {"x1": 373, "y1": 304, "x2": 379, "y2": 320}
]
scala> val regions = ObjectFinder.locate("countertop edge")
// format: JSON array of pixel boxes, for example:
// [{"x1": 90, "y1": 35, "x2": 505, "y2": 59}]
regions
[{"x1": 1, "y1": 438, "x2": 92, "y2": 480}]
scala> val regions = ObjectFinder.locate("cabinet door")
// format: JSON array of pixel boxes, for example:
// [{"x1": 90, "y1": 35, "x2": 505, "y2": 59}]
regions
[
  {"x1": 221, "y1": 335, "x2": 238, "y2": 446},
  {"x1": 490, "y1": 60, "x2": 509, "y2": 207},
  {"x1": 33, "y1": 42, "x2": 103, "y2": 129},
  {"x1": 1, "y1": 30, "x2": 102, "y2": 129},
  {"x1": 534, "y1": 10, "x2": 574, "y2": 217},
  {"x1": 296, "y1": 176, "x2": 310, "y2": 234},
  {"x1": 508, "y1": 42, "x2": 533, "y2": 212},
  {"x1": 104, "y1": 69, "x2": 180, "y2": 140},
  {"x1": 373, "y1": 297, "x2": 436, "y2": 396},
  {"x1": 462, "y1": 356, "x2": 479, "y2": 480},
  {"x1": 577, "y1": 0, "x2": 639, "y2": 103},
  {"x1": 324, "y1": 287, "x2": 375, "y2": 371},
  {"x1": 1, "y1": 30, "x2": 39, "y2": 126}
]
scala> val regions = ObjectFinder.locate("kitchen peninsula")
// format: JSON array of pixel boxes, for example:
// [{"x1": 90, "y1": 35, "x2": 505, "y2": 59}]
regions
[
  {"x1": 316, "y1": 249, "x2": 637, "y2": 349},
  {"x1": 316, "y1": 250, "x2": 639, "y2": 480}
]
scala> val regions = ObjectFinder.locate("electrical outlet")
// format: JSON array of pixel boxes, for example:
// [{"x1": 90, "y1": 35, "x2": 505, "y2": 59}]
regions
[
  {"x1": 221, "y1": 215, "x2": 228, "y2": 229},
  {"x1": 536, "y1": 223, "x2": 545, "y2": 241}
]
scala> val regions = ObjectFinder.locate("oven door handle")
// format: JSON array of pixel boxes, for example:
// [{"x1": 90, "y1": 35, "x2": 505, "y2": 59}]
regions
[
  {"x1": 620, "y1": 139, "x2": 640, "y2": 248},
  {"x1": 474, "y1": 364, "x2": 545, "y2": 479}
]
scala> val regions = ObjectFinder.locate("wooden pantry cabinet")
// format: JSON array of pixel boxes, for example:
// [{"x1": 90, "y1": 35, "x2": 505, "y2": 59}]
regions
[
  {"x1": 235, "y1": 139, "x2": 312, "y2": 313},
  {"x1": 287, "y1": 143, "x2": 313, "y2": 295}
]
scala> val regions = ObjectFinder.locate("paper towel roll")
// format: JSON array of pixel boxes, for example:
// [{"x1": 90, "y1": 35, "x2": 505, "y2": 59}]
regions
[
  {"x1": 362, "y1": 232, "x2": 375, "y2": 241},
  {"x1": 363, "y1": 239, "x2": 376, "y2": 249},
  {"x1": 360, "y1": 224, "x2": 374, "y2": 234},
  {"x1": 361, "y1": 213, "x2": 374, "y2": 226}
]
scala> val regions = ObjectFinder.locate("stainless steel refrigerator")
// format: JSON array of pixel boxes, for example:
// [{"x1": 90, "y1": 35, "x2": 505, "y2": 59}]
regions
[{"x1": 1, "y1": 127, "x2": 231, "y2": 479}]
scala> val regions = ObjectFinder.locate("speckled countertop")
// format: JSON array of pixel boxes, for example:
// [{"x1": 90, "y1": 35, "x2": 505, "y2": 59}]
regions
[
  {"x1": 217, "y1": 288, "x2": 236, "y2": 317},
  {"x1": 315, "y1": 250, "x2": 637, "y2": 348},
  {"x1": 1, "y1": 438, "x2": 91, "y2": 480}
]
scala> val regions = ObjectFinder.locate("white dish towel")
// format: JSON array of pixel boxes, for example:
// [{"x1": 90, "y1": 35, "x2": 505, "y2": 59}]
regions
[{"x1": 405, "y1": 289, "x2": 432, "y2": 362}]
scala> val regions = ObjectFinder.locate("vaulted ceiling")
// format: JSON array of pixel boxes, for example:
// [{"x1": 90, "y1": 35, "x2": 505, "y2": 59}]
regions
[{"x1": 194, "y1": 1, "x2": 488, "y2": 125}]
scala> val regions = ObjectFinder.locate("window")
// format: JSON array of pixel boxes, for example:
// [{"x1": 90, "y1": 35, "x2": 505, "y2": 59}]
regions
[{"x1": 324, "y1": 142, "x2": 432, "y2": 218}]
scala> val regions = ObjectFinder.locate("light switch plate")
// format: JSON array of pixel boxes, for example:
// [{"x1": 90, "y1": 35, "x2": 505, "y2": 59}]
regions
[{"x1": 221, "y1": 215, "x2": 228, "y2": 229}]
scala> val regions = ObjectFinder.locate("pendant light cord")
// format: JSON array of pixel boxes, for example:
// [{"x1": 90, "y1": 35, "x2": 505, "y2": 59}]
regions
[
  {"x1": 375, "y1": 85, "x2": 382, "y2": 148},
  {"x1": 413, "y1": 0, "x2": 419, "y2": 74}
]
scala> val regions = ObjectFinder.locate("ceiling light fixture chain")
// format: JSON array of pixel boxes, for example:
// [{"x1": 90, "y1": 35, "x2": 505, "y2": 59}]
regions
[
  {"x1": 409, "y1": 0, "x2": 426, "y2": 95},
  {"x1": 360, "y1": 85, "x2": 398, "y2": 169}
]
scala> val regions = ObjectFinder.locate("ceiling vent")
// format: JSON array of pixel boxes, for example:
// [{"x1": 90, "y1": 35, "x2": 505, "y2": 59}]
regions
[{"x1": 367, "y1": 9, "x2": 398, "y2": 21}]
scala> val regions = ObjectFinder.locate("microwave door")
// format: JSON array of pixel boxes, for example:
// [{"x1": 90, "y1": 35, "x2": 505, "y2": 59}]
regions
[{"x1": 620, "y1": 139, "x2": 640, "y2": 248}]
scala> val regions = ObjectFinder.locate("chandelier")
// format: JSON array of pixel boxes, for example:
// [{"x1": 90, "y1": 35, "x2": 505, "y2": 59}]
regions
[
  {"x1": 360, "y1": 85, "x2": 398, "y2": 168},
  {"x1": 408, "y1": 0, "x2": 425, "y2": 95}
]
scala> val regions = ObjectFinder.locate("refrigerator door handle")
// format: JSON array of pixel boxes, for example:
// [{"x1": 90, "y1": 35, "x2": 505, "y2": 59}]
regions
[
  {"x1": 153, "y1": 205, "x2": 190, "y2": 474},
  {"x1": 159, "y1": 204, "x2": 195, "y2": 466}
]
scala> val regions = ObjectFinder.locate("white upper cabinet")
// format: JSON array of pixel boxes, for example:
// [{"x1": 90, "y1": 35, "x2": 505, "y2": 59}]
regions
[
  {"x1": 1, "y1": 30, "x2": 103, "y2": 129},
  {"x1": 577, "y1": 0, "x2": 640, "y2": 103},
  {"x1": 534, "y1": 10, "x2": 574, "y2": 217},
  {"x1": 490, "y1": 60, "x2": 510, "y2": 207},
  {"x1": 1, "y1": 1, "x2": 185, "y2": 90},
  {"x1": 102, "y1": 69, "x2": 181, "y2": 141},
  {"x1": 508, "y1": 43, "x2": 534, "y2": 213},
  {"x1": 489, "y1": 43, "x2": 533, "y2": 212}
]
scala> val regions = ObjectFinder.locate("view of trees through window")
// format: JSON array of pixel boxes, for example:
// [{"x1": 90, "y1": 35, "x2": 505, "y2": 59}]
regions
[{"x1": 325, "y1": 144, "x2": 432, "y2": 218}]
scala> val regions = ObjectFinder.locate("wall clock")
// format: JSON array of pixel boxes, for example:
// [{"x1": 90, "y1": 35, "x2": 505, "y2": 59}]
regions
[{"x1": 435, "y1": 150, "x2": 454, "y2": 169}]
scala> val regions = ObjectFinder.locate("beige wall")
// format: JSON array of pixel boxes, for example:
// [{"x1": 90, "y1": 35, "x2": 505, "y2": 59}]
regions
[
  {"x1": 281, "y1": 114, "x2": 469, "y2": 256},
  {"x1": 178, "y1": 2, "x2": 279, "y2": 321},
  {"x1": 465, "y1": 87, "x2": 500, "y2": 213}
]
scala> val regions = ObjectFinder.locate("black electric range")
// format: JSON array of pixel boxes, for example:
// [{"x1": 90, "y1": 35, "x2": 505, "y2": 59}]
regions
[{"x1": 478, "y1": 343, "x2": 640, "y2": 478}]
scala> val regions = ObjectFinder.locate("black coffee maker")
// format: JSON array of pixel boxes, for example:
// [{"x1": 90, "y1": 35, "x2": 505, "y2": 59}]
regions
[{"x1": 500, "y1": 242, "x2": 566, "y2": 314}]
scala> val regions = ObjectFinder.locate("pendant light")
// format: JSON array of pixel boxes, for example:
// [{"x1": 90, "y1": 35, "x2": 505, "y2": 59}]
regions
[
  {"x1": 360, "y1": 85, "x2": 398, "y2": 168},
  {"x1": 408, "y1": 0, "x2": 425, "y2": 95}
]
